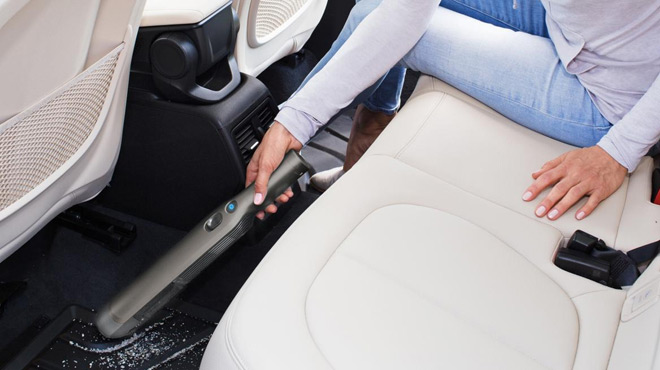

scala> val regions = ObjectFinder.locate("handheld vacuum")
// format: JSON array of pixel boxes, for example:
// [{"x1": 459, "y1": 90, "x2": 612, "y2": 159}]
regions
[{"x1": 96, "y1": 150, "x2": 310, "y2": 338}]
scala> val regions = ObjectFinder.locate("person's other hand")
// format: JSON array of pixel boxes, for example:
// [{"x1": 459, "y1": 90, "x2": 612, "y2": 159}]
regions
[
  {"x1": 246, "y1": 122, "x2": 303, "y2": 219},
  {"x1": 522, "y1": 146, "x2": 627, "y2": 221}
]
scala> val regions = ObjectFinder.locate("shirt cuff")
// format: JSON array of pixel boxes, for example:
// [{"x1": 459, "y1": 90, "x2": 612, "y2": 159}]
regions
[
  {"x1": 597, "y1": 135, "x2": 638, "y2": 173},
  {"x1": 275, "y1": 106, "x2": 321, "y2": 145}
]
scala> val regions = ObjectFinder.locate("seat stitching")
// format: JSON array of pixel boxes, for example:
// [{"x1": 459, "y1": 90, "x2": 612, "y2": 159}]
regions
[
  {"x1": 304, "y1": 201, "x2": 577, "y2": 369},
  {"x1": 570, "y1": 289, "x2": 619, "y2": 300},
  {"x1": 569, "y1": 291, "x2": 626, "y2": 368},
  {"x1": 394, "y1": 94, "x2": 446, "y2": 159},
  {"x1": 223, "y1": 306, "x2": 249, "y2": 370},
  {"x1": 303, "y1": 201, "x2": 452, "y2": 368},
  {"x1": 377, "y1": 144, "x2": 627, "y2": 245},
  {"x1": 334, "y1": 248, "x2": 555, "y2": 369},
  {"x1": 611, "y1": 176, "x2": 630, "y2": 248},
  {"x1": 363, "y1": 156, "x2": 613, "y2": 303}
]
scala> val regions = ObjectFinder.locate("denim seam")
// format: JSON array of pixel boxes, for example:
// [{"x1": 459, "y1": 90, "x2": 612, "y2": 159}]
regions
[
  {"x1": 440, "y1": 71, "x2": 611, "y2": 129},
  {"x1": 450, "y1": 1, "x2": 522, "y2": 32}
]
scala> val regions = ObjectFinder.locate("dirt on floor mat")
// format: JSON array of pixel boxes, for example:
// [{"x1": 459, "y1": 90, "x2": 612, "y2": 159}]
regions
[{"x1": 4, "y1": 301, "x2": 219, "y2": 370}]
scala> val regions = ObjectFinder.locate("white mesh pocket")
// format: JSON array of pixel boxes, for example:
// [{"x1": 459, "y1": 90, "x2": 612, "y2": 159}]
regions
[
  {"x1": 254, "y1": 0, "x2": 309, "y2": 41},
  {"x1": 0, "y1": 47, "x2": 122, "y2": 211}
]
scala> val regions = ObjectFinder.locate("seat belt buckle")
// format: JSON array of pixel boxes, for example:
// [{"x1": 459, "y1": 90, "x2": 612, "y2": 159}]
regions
[
  {"x1": 566, "y1": 230, "x2": 599, "y2": 254},
  {"x1": 555, "y1": 230, "x2": 644, "y2": 289},
  {"x1": 555, "y1": 248, "x2": 613, "y2": 287}
]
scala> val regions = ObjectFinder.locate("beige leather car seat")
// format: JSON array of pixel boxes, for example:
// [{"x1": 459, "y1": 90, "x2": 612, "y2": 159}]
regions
[
  {"x1": 200, "y1": 76, "x2": 660, "y2": 369},
  {"x1": 0, "y1": 0, "x2": 147, "y2": 261},
  {"x1": 232, "y1": 0, "x2": 327, "y2": 76}
]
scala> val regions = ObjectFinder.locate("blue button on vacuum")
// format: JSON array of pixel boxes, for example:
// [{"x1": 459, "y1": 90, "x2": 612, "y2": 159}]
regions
[{"x1": 226, "y1": 201, "x2": 237, "y2": 213}]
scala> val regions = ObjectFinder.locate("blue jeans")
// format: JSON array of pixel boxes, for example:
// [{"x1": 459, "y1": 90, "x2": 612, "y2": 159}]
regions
[{"x1": 297, "y1": 0, "x2": 612, "y2": 147}]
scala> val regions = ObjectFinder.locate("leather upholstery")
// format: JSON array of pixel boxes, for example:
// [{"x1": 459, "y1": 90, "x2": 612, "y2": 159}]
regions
[
  {"x1": 201, "y1": 75, "x2": 660, "y2": 369},
  {"x1": 140, "y1": 0, "x2": 231, "y2": 27}
]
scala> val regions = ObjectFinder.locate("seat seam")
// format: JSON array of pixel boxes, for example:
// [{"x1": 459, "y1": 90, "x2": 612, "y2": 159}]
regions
[
  {"x1": 394, "y1": 93, "x2": 446, "y2": 159},
  {"x1": 570, "y1": 289, "x2": 619, "y2": 300},
  {"x1": 224, "y1": 305, "x2": 249, "y2": 370},
  {"x1": 304, "y1": 202, "x2": 576, "y2": 369},
  {"x1": 332, "y1": 248, "x2": 555, "y2": 370},
  {"x1": 370, "y1": 151, "x2": 625, "y2": 247},
  {"x1": 361, "y1": 156, "x2": 616, "y2": 300},
  {"x1": 569, "y1": 291, "x2": 626, "y2": 369},
  {"x1": 303, "y1": 203, "x2": 454, "y2": 369},
  {"x1": 611, "y1": 175, "x2": 631, "y2": 248}
]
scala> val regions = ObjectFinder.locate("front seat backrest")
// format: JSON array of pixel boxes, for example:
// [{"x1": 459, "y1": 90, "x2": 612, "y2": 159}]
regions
[
  {"x1": 0, "y1": 0, "x2": 147, "y2": 261},
  {"x1": 233, "y1": 0, "x2": 327, "y2": 76}
]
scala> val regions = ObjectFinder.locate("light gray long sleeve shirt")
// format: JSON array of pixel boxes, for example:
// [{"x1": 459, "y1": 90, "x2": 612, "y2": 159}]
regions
[{"x1": 277, "y1": 0, "x2": 660, "y2": 172}]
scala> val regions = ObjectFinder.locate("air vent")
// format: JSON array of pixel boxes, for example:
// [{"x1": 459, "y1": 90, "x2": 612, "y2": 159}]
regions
[
  {"x1": 256, "y1": 104, "x2": 275, "y2": 129},
  {"x1": 233, "y1": 122, "x2": 259, "y2": 164},
  {"x1": 232, "y1": 100, "x2": 277, "y2": 164}
]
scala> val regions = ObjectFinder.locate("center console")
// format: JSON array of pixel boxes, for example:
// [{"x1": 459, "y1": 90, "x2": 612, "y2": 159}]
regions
[{"x1": 99, "y1": 0, "x2": 280, "y2": 230}]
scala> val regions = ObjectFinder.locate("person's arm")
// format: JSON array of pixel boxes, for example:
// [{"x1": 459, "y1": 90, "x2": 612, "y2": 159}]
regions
[
  {"x1": 247, "y1": 0, "x2": 440, "y2": 212},
  {"x1": 597, "y1": 74, "x2": 660, "y2": 172},
  {"x1": 523, "y1": 74, "x2": 660, "y2": 221}
]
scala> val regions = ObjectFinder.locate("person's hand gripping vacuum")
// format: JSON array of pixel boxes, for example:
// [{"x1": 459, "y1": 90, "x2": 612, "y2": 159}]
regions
[{"x1": 246, "y1": 122, "x2": 303, "y2": 219}]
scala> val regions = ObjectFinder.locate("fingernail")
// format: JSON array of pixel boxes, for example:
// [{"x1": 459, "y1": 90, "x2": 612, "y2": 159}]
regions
[
  {"x1": 522, "y1": 191, "x2": 533, "y2": 201},
  {"x1": 254, "y1": 193, "x2": 264, "y2": 205},
  {"x1": 548, "y1": 209, "x2": 559, "y2": 219},
  {"x1": 535, "y1": 206, "x2": 546, "y2": 217},
  {"x1": 576, "y1": 211, "x2": 585, "y2": 220}
]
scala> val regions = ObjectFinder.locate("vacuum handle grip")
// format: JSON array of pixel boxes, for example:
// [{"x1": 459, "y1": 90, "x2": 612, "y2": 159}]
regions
[{"x1": 244, "y1": 150, "x2": 311, "y2": 213}]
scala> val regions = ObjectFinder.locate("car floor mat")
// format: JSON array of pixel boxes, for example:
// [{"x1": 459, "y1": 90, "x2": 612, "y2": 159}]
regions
[{"x1": 4, "y1": 300, "x2": 219, "y2": 370}]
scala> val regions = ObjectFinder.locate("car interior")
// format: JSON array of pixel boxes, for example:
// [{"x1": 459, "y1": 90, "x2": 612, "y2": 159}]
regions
[{"x1": 1, "y1": 0, "x2": 660, "y2": 369}]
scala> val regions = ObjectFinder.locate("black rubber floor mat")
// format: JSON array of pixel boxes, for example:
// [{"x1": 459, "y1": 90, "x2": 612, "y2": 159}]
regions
[{"x1": 4, "y1": 301, "x2": 219, "y2": 370}]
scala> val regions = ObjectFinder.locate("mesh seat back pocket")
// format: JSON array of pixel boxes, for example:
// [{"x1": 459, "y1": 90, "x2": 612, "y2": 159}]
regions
[{"x1": 0, "y1": 45, "x2": 124, "y2": 213}]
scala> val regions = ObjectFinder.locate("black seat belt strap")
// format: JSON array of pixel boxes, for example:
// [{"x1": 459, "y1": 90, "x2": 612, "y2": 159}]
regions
[
  {"x1": 627, "y1": 240, "x2": 660, "y2": 265},
  {"x1": 611, "y1": 241, "x2": 660, "y2": 287},
  {"x1": 609, "y1": 252, "x2": 640, "y2": 288}
]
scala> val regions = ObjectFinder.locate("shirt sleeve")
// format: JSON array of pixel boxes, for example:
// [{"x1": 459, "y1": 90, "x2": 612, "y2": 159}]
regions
[
  {"x1": 598, "y1": 74, "x2": 660, "y2": 172},
  {"x1": 276, "y1": 0, "x2": 441, "y2": 145}
]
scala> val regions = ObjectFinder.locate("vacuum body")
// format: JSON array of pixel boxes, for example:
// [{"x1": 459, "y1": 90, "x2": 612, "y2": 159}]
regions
[{"x1": 96, "y1": 151, "x2": 310, "y2": 338}]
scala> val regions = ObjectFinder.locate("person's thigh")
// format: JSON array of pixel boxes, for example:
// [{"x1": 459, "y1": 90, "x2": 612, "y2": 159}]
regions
[
  {"x1": 440, "y1": 0, "x2": 548, "y2": 36},
  {"x1": 400, "y1": 7, "x2": 611, "y2": 147},
  {"x1": 362, "y1": 0, "x2": 549, "y2": 114}
]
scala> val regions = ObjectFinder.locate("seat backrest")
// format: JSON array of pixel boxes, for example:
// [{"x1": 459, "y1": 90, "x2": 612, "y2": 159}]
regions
[
  {"x1": 0, "y1": 0, "x2": 147, "y2": 261},
  {"x1": 232, "y1": 0, "x2": 327, "y2": 76}
]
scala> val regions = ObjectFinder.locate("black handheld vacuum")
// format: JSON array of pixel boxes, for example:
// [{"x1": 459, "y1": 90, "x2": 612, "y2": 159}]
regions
[{"x1": 96, "y1": 150, "x2": 310, "y2": 338}]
